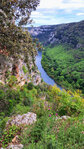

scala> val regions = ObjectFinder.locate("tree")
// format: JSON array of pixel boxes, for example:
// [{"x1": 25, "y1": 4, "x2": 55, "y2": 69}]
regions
[
  {"x1": 0, "y1": 0, "x2": 40, "y2": 55},
  {"x1": 0, "y1": 0, "x2": 40, "y2": 25}
]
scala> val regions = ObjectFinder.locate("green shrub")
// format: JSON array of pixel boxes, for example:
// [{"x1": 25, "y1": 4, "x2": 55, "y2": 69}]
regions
[
  {"x1": 23, "y1": 94, "x2": 34, "y2": 106},
  {"x1": 12, "y1": 103, "x2": 31, "y2": 115},
  {"x1": 27, "y1": 82, "x2": 34, "y2": 90}
]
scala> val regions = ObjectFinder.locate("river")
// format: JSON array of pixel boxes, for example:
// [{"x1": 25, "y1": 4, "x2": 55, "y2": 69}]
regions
[{"x1": 35, "y1": 51, "x2": 63, "y2": 90}]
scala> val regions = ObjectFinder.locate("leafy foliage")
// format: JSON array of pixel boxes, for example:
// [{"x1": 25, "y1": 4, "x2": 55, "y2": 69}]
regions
[
  {"x1": 21, "y1": 115, "x2": 84, "y2": 149},
  {"x1": 0, "y1": 0, "x2": 40, "y2": 58},
  {"x1": 1, "y1": 125, "x2": 21, "y2": 147},
  {"x1": 0, "y1": 0, "x2": 40, "y2": 26}
]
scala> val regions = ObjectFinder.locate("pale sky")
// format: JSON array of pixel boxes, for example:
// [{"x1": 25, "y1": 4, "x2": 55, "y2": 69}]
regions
[{"x1": 30, "y1": 0, "x2": 84, "y2": 26}]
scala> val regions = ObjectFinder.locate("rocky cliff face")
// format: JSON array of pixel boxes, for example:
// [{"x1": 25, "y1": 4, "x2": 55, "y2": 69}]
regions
[
  {"x1": 0, "y1": 51, "x2": 41, "y2": 86},
  {"x1": 28, "y1": 20, "x2": 84, "y2": 48}
]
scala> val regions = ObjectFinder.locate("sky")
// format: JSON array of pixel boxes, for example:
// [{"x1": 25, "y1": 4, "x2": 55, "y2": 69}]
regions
[{"x1": 29, "y1": 0, "x2": 84, "y2": 27}]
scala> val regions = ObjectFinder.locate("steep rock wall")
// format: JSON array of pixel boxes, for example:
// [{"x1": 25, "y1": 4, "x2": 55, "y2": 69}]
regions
[{"x1": 0, "y1": 52, "x2": 41, "y2": 86}]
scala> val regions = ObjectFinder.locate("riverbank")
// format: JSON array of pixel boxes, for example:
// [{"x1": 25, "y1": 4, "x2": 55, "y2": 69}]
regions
[{"x1": 35, "y1": 51, "x2": 63, "y2": 90}]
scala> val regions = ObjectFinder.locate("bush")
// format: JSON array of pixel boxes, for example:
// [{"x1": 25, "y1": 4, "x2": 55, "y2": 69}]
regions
[
  {"x1": 23, "y1": 94, "x2": 34, "y2": 106},
  {"x1": 27, "y1": 82, "x2": 34, "y2": 90}
]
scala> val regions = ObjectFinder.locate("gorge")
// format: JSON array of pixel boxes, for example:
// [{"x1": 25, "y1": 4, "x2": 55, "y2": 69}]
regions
[
  {"x1": 0, "y1": 0, "x2": 84, "y2": 147},
  {"x1": 29, "y1": 20, "x2": 84, "y2": 93}
]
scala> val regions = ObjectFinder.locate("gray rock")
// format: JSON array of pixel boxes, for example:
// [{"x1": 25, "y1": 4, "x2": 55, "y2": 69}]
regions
[
  {"x1": 56, "y1": 116, "x2": 70, "y2": 120},
  {"x1": 61, "y1": 116, "x2": 70, "y2": 120},
  {"x1": 56, "y1": 117, "x2": 62, "y2": 120},
  {"x1": 7, "y1": 112, "x2": 37, "y2": 126},
  {"x1": 7, "y1": 144, "x2": 23, "y2": 149}
]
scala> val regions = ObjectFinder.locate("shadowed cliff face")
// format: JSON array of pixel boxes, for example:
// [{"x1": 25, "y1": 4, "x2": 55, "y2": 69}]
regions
[
  {"x1": 0, "y1": 52, "x2": 41, "y2": 86},
  {"x1": 28, "y1": 20, "x2": 84, "y2": 48}
]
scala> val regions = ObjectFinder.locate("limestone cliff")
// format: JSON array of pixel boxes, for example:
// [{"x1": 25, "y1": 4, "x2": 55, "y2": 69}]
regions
[{"x1": 0, "y1": 49, "x2": 41, "y2": 86}]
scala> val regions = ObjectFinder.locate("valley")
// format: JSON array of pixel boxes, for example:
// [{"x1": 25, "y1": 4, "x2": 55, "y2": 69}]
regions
[
  {"x1": 0, "y1": 0, "x2": 84, "y2": 148},
  {"x1": 29, "y1": 20, "x2": 84, "y2": 93}
]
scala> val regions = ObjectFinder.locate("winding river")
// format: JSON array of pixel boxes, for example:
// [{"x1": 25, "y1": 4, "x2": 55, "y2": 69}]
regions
[{"x1": 35, "y1": 51, "x2": 63, "y2": 90}]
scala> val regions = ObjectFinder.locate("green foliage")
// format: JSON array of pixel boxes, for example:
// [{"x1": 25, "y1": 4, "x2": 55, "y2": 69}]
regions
[
  {"x1": 5, "y1": 70, "x2": 11, "y2": 78},
  {"x1": 27, "y1": 82, "x2": 34, "y2": 90},
  {"x1": 47, "y1": 85, "x2": 84, "y2": 117},
  {"x1": 42, "y1": 45, "x2": 84, "y2": 93},
  {"x1": 0, "y1": 84, "x2": 37, "y2": 117},
  {"x1": 30, "y1": 117, "x2": 47, "y2": 142},
  {"x1": 7, "y1": 75, "x2": 17, "y2": 87},
  {"x1": 0, "y1": 0, "x2": 40, "y2": 26},
  {"x1": 0, "y1": 86, "x2": 22, "y2": 116},
  {"x1": 0, "y1": 83, "x2": 84, "y2": 148},
  {"x1": 1, "y1": 125, "x2": 20, "y2": 147},
  {"x1": 22, "y1": 65, "x2": 28, "y2": 74},
  {"x1": 0, "y1": 0, "x2": 40, "y2": 64},
  {"x1": 0, "y1": 116, "x2": 9, "y2": 137},
  {"x1": 12, "y1": 103, "x2": 30, "y2": 115},
  {"x1": 21, "y1": 116, "x2": 47, "y2": 146},
  {"x1": 21, "y1": 116, "x2": 84, "y2": 149},
  {"x1": 23, "y1": 93, "x2": 34, "y2": 106},
  {"x1": 32, "y1": 99, "x2": 46, "y2": 118}
]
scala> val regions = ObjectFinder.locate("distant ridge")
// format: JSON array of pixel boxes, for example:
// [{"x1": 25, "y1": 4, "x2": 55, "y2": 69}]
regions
[{"x1": 28, "y1": 20, "x2": 84, "y2": 48}]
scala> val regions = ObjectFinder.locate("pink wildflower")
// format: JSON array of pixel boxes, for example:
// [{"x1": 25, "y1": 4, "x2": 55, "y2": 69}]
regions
[
  {"x1": 49, "y1": 114, "x2": 51, "y2": 117},
  {"x1": 56, "y1": 113, "x2": 58, "y2": 116}
]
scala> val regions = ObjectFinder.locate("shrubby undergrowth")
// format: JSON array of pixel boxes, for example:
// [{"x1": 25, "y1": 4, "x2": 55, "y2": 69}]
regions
[{"x1": 0, "y1": 81, "x2": 84, "y2": 148}]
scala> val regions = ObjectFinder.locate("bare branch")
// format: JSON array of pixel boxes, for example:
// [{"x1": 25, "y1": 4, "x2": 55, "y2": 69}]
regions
[{"x1": 0, "y1": 9, "x2": 7, "y2": 18}]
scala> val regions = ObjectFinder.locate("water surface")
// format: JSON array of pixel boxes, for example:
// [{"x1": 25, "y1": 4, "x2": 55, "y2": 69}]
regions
[{"x1": 35, "y1": 51, "x2": 63, "y2": 90}]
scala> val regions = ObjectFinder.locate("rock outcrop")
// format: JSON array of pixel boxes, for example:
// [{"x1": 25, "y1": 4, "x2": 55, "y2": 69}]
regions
[
  {"x1": 0, "y1": 51, "x2": 41, "y2": 86},
  {"x1": 6, "y1": 112, "x2": 37, "y2": 127},
  {"x1": 7, "y1": 144, "x2": 23, "y2": 149}
]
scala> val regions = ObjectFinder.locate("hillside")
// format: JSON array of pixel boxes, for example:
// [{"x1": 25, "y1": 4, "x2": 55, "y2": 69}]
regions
[
  {"x1": 28, "y1": 20, "x2": 84, "y2": 48},
  {"x1": 0, "y1": 1, "x2": 84, "y2": 148},
  {"x1": 0, "y1": 83, "x2": 84, "y2": 148},
  {"x1": 42, "y1": 45, "x2": 84, "y2": 92},
  {"x1": 29, "y1": 21, "x2": 84, "y2": 92}
]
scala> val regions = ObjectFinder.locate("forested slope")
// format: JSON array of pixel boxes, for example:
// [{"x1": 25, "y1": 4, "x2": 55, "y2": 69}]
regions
[
  {"x1": 29, "y1": 21, "x2": 84, "y2": 92},
  {"x1": 42, "y1": 45, "x2": 84, "y2": 92}
]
